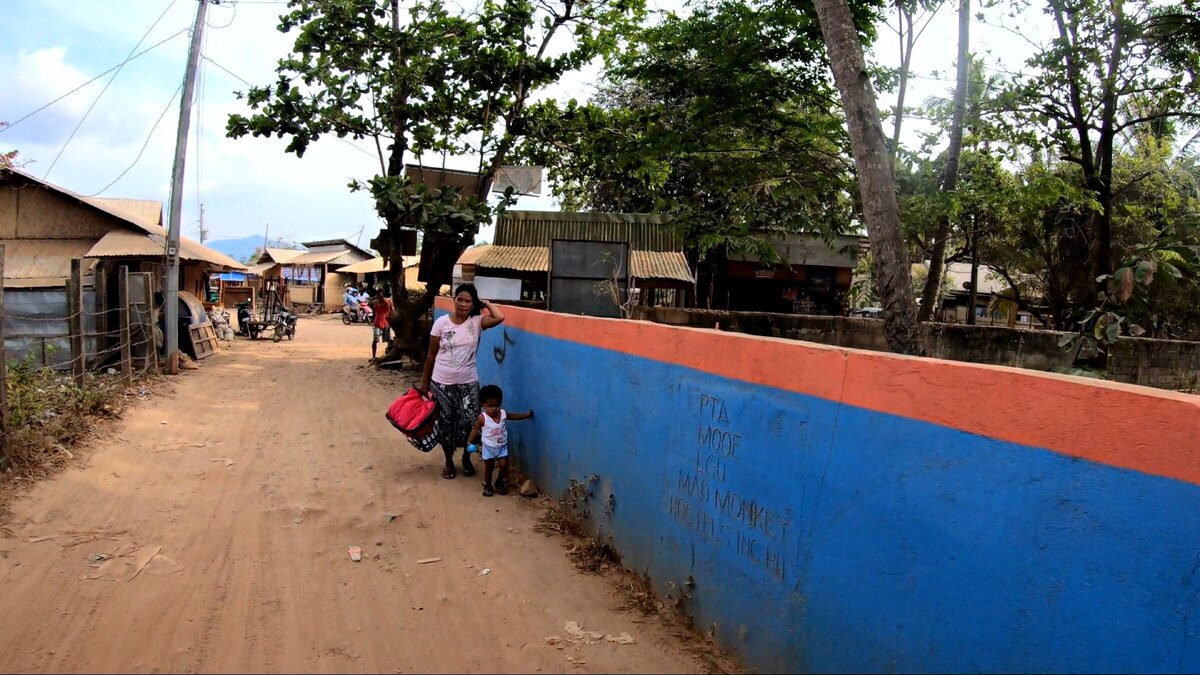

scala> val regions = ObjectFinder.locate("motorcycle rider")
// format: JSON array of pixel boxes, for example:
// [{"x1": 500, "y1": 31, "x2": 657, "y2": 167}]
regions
[{"x1": 343, "y1": 285, "x2": 364, "y2": 322}]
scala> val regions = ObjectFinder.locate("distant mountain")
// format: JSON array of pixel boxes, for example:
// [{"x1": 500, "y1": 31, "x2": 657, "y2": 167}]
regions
[{"x1": 206, "y1": 235, "x2": 300, "y2": 263}]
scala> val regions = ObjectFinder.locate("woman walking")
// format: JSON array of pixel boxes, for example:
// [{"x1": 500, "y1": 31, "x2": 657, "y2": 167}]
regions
[{"x1": 416, "y1": 284, "x2": 505, "y2": 479}]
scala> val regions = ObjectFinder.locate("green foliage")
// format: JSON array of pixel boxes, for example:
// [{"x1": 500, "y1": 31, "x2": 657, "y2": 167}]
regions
[
  {"x1": 522, "y1": 0, "x2": 860, "y2": 265},
  {"x1": 4, "y1": 354, "x2": 126, "y2": 472},
  {"x1": 227, "y1": 0, "x2": 645, "y2": 315}
]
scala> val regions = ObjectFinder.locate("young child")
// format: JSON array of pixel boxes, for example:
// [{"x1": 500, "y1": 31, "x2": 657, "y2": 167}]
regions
[{"x1": 467, "y1": 384, "x2": 533, "y2": 497}]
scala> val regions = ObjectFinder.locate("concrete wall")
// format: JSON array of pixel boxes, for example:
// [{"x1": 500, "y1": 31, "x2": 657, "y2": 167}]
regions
[
  {"x1": 635, "y1": 307, "x2": 1200, "y2": 390},
  {"x1": 1108, "y1": 337, "x2": 1200, "y2": 391},
  {"x1": 634, "y1": 306, "x2": 1076, "y2": 371},
  {"x1": 440, "y1": 298, "x2": 1200, "y2": 674}
]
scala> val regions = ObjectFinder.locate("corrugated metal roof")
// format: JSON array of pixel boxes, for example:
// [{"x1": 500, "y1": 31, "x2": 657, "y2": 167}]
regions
[
  {"x1": 83, "y1": 229, "x2": 162, "y2": 258},
  {"x1": 495, "y1": 211, "x2": 680, "y2": 251},
  {"x1": 248, "y1": 262, "x2": 277, "y2": 276},
  {"x1": 259, "y1": 248, "x2": 305, "y2": 264},
  {"x1": 289, "y1": 249, "x2": 346, "y2": 264},
  {"x1": 456, "y1": 244, "x2": 492, "y2": 265},
  {"x1": 1, "y1": 239, "x2": 97, "y2": 280},
  {"x1": 631, "y1": 250, "x2": 693, "y2": 282},
  {"x1": 90, "y1": 197, "x2": 162, "y2": 226},
  {"x1": 1, "y1": 169, "x2": 244, "y2": 271},
  {"x1": 474, "y1": 246, "x2": 549, "y2": 272},
  {"x1": 300, "y1": 238, "x2": 375, "y2": 258},
  {"x1": 84, "y1": 229, "x2": 247, "y2": 270},
  {"x1": 474, "y1": 245, "x2": 692, "y2": 282},
  {"x1": 339, "y1": 257, "x2": 388, "y2": 274}
]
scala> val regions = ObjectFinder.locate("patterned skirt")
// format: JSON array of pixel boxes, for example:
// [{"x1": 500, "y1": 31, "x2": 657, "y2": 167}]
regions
[{"x1": 410, "y1": 381, "x2": 480, "y2": 453}]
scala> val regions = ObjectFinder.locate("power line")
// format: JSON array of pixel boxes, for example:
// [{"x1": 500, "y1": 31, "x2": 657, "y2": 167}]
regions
[
  {"x1": 0, "y1": 29, "x2": 188, "y2": 135},
  {"x1": 43, "y1": 0, "x2": 182, "y2": 180},
  {"x1": 87, "y1": 81, "x2": 185, "y2": 196}
]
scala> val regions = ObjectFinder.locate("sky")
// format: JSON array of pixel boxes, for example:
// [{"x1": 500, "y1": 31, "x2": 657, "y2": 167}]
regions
[{"x1": 0, "y1": 0, "x2": 1042, "y2": 250}]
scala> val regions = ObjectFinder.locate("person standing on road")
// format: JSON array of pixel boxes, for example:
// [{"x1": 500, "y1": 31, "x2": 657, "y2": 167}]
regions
[
  {"x1": 416, "y1": 284, "x2": 505, "y2": 479},
  {"x1": 370, "y1": 289, "x2": 394, "y2": 363}
]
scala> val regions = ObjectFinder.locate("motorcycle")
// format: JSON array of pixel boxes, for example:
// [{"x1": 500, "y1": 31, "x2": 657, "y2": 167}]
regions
[
  {"x1": 235, "y1": 300, "x2": 261, "y2": 339},
  {"x1": 341, "y1": 303, "x2": 374, "y2": 325},
  {"x1": 272, "y1": 308, "x2": 298, "y2": 342}
]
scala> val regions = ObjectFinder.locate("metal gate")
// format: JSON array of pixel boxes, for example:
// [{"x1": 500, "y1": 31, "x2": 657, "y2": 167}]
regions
[{"x1": 547, "y1": 239, "x2": 630, "y2": 318}]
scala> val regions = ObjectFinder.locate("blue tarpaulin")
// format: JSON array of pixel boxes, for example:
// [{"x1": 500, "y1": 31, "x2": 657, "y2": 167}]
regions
[{"x1": 214, "y1": 272, "x2": 247, "y2": 282}]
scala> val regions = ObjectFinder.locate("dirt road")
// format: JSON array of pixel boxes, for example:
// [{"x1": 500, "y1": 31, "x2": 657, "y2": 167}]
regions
[{"x1": 0, "y1": 317, "x2": 707, "y2": 673}]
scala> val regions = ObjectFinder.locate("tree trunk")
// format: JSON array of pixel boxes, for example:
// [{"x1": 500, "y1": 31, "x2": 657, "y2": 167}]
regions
[
  {"x1": 966, "y1": 230, "x2": 978, "y2": 325},
  {"x1": 814, "y1": 0, "x2": 923, "y2": 355},
  {"x1": 890, "y1": 1, "x2": 916, "y2": 167},
  {"x1": 916, "y1": 0, "x2": 970, "y2": 323}
]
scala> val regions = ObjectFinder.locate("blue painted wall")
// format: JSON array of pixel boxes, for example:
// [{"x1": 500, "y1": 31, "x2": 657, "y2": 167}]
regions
[{"x1": 461, "y1": 316, "x2": 1200, "y2": 674}]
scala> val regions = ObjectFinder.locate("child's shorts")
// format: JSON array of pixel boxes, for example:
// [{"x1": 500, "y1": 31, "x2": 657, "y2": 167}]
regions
[{"x1": 481, "y1": 443, "x2": 508, "y2": 461}]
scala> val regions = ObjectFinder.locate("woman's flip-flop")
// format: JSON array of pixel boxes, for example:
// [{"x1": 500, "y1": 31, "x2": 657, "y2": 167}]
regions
[
  {"x1": 442, "y1": 467, "x2": 456, "y2": 479},
  {"x1": 461, "y1": 460, "x2": 477, "y2": 477}
]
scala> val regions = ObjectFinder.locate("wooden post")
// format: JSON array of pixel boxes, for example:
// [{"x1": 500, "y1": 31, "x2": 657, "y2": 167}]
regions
[
  {"x1": 118, "y1": 266, "x2": 133, "y2": 388},
  {"x1": 0, "y1": 244, "x2": 10, "y2": 471},
  {"x1": 68, "y1": 258, "x2": 85, "y2": 388},
  {"x1": 143, "y1": 273, "x2": 159, "y2": 373},
  {"x1": 94, "y1": 263, "x2": 108, "y2": 339}
]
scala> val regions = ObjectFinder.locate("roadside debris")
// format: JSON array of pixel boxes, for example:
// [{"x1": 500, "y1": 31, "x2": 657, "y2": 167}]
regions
[
  {"x1": 478, "y1": 567, "x2": 491, "y2": 576},
  {"x1": 417, "y1": 556, "x2": 442, "y2": 565},
  {"x1": 348, "y1": 546, "x2": 363, "y2": 562},
  {"x1": 520, "y1": 479, "x2": 539, "y2": 498}
]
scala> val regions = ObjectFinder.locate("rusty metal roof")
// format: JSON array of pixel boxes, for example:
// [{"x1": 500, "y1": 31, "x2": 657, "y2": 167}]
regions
[
  {"x1": 474, "y1": 245, "x2": 692, "y2": 282},
  {"x1": 455, "y1": 244, "x2": 492, "y2": 266},
  {"x1": 494, "y1": 211, "x2": 679, "y2": 251},
  {"x1": 1, "y1": 239, "x2": 98, "y2": 281},
  {"x1": 631, "y1": 250, "x2": 693, "y2": 282},
  {"x1": 474, "y1": 246, "x2": 549, "y2": 272}
]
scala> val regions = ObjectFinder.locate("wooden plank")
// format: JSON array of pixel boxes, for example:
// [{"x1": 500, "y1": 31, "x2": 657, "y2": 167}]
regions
[
  {"x1": 0, "y1": 244, "x2": 9, "y2": 471},
  {"x1": 118, "y1": 266, "x2": 133, "y2": 387},
  {"x1": 188, "y1": 323, "x2": 218, "y2": 360},
  {"x1": 68, "y1": 258, "x2": 85, "y2": 388},
  {"x1": 142, "y1": 272, "x2": 159, "y2": 373},
  {"x1": 94, "y1": 264, "x2": 108, "y2": 339}
]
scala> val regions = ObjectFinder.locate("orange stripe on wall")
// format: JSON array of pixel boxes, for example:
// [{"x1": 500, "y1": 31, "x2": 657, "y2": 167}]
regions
[{"x1": 442, "y1": 299, "x2": 1200, "y2": 486}]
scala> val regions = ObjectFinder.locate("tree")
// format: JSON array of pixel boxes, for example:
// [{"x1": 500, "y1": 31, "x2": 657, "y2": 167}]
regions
[
  {"x1": 1, "y1": 121, "x2": 24, "y2": 169},
  {"x1": 228, "y1": 0, "x2": 643, "y2": 356},
  {"x1": 524, "y1": 1, "x2": 859, "y2": 308},
  {"x1": 1000, "y1": 0, "x2": 1200, "y2": 288},
  {"x1": 814, "y1": 0, "x2": 924, "y2": 354},
  {"x1": 915, "y1": 0, "x2": 970, "y2": 321},
  {"x1": 887, "y1": 0, "x2": 946, "y2": 164}
]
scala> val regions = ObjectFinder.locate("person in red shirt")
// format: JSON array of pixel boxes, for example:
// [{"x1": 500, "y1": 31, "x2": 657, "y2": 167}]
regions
[{"x1": 369, "y1": 288, "x2": 394, "y2": 362}]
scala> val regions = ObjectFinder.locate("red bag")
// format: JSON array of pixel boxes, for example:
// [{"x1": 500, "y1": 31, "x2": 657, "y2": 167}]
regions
[{"x1": 386, "y1": 388, "x2": 439, "y2": 445}]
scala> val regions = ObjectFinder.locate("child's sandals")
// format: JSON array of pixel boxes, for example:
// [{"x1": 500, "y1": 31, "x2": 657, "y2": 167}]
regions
[{"x1": 482, "y1": 483, "x2": 494, "y2": 497}]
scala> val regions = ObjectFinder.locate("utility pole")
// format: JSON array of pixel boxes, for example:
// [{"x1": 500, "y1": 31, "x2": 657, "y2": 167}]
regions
[
  {"x1": 164, "y1": 0, "x2": 210, "y2": 373},
  {"x1": 198, "y1": 203, "x2": 207, "y2": 243}
]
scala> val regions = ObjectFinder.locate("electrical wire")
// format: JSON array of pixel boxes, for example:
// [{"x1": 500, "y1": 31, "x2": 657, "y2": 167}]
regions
[
  {"x1": 87, "y1": 81, "x2": 185, "y2": 197},
  {"x1": 0, "y1": 29, "x2": 188, "y2": 135},
  {"x1": 206, "y1": 0, "x2": 238, "y2": 29},
  {"x1": 43, "y1": 0, "x2": 182, "y2": 180}
]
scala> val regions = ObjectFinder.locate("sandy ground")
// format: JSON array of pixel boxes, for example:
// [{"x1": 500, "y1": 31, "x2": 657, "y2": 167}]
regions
[{"x1": 0, "y1": 316, "x2": 708, "y2": 674}]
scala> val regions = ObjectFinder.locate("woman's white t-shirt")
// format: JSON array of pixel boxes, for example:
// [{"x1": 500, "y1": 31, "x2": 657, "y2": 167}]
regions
[{"x1": 430, "y1": 314, "x2": 482, "y2": 385}]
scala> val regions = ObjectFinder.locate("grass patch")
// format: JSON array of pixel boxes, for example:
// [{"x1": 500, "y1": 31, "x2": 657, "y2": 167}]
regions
[{"x1": 0, "y1": 357, "x2": 146, "y2": 514}]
